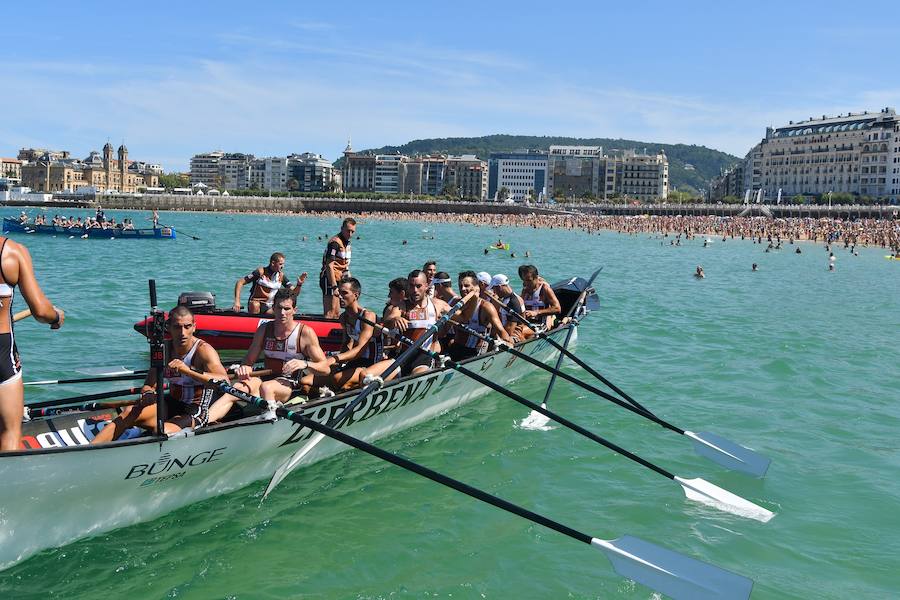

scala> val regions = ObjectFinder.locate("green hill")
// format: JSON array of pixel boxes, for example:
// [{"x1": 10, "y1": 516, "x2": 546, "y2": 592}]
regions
[{"x1": 350, "y1": 134, "x2": 740, "y2": 193}]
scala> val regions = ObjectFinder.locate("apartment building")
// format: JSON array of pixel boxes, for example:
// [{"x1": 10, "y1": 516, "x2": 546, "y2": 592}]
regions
[
  {"x1": 445, "y1": 155, "x2": 488, "y2": 200},
  {"x1": 488, "y1": 151, "x2": 547, "y2": 201},
  {"x1": 546, "y1": 146, "x2": 603, "y2": 198}
]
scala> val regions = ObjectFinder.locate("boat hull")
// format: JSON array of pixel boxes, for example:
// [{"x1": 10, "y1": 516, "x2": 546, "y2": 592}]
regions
[
  {"x1": 1, "y1": 325, "x2": 575, "y2": 569},
  {"x1": 2, "y1": 218, "x2": 175, "y2": 239}
]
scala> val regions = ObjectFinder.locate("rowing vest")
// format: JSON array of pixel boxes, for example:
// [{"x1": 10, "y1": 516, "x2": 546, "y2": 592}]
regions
[
  {"x1": 343, "y1": 310, "x2": 383, "y2": 364},
  {"x1": 0, "y1": 238, "x2": 21, "y2": 383},
  {"x1": 321, "y1": 236, "x2": 351, "y2": 278},
  {"x1": 405, "y1": 298, "x2": 437, "y2": 343},
  {"x1": 497, "y1": 293, "x2": 525, "y2": 327},
  {"x1": 262, "y1": 321, "x2": 307, "y2": 372},
  {"x1": 455, "y1": 300, "x2": 489, "y2": 351},
  {"x1": 163, "y1": 339, "x2": 204, "y2": 403},
  {"x1": 249, "y1": 268, "x2": 283, "y2": 306},
  {"x1": 522, "y1": 286, "x2": 546, "y2": 312}
]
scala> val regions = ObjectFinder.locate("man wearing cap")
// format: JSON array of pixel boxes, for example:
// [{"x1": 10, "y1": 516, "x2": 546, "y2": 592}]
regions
[
  {"x1": 475, "y1": 271, "x2": 492, "y2": 298},
  {"x1": 489, "y1": 274, "x2": 533, "y2": 341}
]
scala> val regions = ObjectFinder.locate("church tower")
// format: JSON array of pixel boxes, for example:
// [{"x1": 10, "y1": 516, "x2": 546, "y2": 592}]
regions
[{"x1": 118, "y1": 144, "x2": 128, "y2": 191}]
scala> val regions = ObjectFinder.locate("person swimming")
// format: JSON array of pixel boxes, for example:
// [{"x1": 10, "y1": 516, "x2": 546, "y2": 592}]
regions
[{"x1": 694, "y1": 266, "x2": 705, "y2": 279}]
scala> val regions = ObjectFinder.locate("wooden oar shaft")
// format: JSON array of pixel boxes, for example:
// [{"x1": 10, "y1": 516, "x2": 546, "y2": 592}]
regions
[{"x1": 13, "y1": 309, "x2": 32, "y2": 322}]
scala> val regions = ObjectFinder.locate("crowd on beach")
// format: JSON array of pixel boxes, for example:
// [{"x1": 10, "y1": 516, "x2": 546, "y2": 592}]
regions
[{"x1": 285, "y1": 210, "x2": 900, "y2": 253}]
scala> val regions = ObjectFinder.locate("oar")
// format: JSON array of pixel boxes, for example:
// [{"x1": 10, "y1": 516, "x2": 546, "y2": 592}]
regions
[
  {"x1": 521, "y1": 268, "x2": 602, "y2": 429},
  {"x1": 164, "y1": 224, "x2": 200, "y2": 240},
  {"x1": 262, "y1": 291, "x2": 478, "y2": 499},
  {"x1": 27, "y1": 398, "x2": 140, "y2": 418},
  {"x1": 212, "y1": 380, "x2": 754, "y2": 600},
  {"x1": 25, "y1": 372, "x2": 146, "y2": 386},
  {"x1": 357, "y1": 319, "x2": 774, "y2": 522},
  {"x1": 25, "y1": 385, "x2": 157, "y2": 410},
  {"x1": 429, "y1": 349, "x2": 773, "y2": 522},
  {"x1": 457, "y1": 322, "x2": 771, "y2": 478},
  {"x1": 13, "y1": 309, "x2": 32, "y2": 322}
]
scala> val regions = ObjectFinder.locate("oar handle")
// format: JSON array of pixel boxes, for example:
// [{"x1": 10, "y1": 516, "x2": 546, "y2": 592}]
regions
[{"x1": 13, "y1": 309, "x2": 32, "y2": 323}]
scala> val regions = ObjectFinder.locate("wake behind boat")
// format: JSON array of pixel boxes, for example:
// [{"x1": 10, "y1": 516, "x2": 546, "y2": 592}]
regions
[{"x1": 3, "y1": 217, "x2": 175, "y2": 240}]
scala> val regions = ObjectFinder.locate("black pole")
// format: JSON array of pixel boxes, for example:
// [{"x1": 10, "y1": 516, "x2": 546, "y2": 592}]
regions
[{"x1": 148, "y1": 280, "x2": 167, "y2": 436}]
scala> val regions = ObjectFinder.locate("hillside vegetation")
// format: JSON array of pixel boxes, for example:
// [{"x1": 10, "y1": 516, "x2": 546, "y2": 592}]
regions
[{"x1": 353, "y1": 134, "x2": 740, "y2": 192}]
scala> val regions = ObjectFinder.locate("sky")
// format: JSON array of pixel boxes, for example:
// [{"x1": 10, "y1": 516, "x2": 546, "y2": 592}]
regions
[{"x1": 2, "y1": 0, "x2": 899, "y2": 171}]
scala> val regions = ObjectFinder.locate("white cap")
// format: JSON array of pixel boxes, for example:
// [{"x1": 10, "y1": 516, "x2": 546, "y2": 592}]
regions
[
  {"x1": 476, "y1": 271, "x2": 492, "y2": 286},
  {"x1": 490, "y1": 274, "x2": 509, "y2": 288}
]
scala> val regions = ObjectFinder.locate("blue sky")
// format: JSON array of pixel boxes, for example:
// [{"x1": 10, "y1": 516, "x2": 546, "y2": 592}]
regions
[{"x1": 2, "y1": 1, "x2": 898, "y2": 171}]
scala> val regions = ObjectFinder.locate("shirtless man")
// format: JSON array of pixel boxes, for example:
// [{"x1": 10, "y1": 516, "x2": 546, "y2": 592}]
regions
[
  {"x1": 383, "y1": 270, "x2": 451, "y2": 376},
  {"x1": 0, "y1": 237, "x2": 64, "y2": 451},
  {"x1": 318, "y1": 278, "x2": 383, "y2": 391},
  {"x1": 488, "y1": 273, "x2": 533, "y2": 341},
  {"x1": 92, "y1": 306, "x2": 229, "y2": 443},
  {"x1": 233, "y1": 252, "x2": 304, "y2": 314},
  {"x1": 224, "y1": 288, "x2": 331, "y2": 405},
  {"x1": 320, "y1": 218, "x2": 356, "y2": 318},
  {"x1": 517, "y1": 264, "x2": 561, "y2": 330},
  {"x1": 447, "y1": 271, "x2": 511, "y2": 362}
]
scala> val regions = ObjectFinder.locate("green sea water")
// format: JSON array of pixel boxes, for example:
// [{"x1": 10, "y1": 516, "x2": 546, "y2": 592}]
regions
[{"x1": 1, "y1": 207, "x2": 898, "y2": 599}]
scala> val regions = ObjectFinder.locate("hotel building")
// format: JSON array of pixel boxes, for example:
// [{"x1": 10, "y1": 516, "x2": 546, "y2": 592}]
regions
[{"x1": 756, "y1": 107, "x2": 898, "y2": 202}]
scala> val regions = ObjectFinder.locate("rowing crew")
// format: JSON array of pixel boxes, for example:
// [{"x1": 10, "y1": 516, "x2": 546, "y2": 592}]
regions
[{"x1": 90, "y1": 265, "x2": 561, "y2": 442}]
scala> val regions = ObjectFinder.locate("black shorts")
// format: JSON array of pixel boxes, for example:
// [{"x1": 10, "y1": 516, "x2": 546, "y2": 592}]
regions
[
  {"x1": 0, "y1": 332, "x2": 21, "y2": 385},
  {"x1": 319, "y1": 270, "x2": 336, "y2": 295},
  {"x1": 160, "y1": 388, "x2": 220, "y2": 429},
  {"x1": 400, "y1": 351, "x2": 434, "y2": 377},
  {"x1": 447, "y1": 345, "x2": 478, "y2": 363}
]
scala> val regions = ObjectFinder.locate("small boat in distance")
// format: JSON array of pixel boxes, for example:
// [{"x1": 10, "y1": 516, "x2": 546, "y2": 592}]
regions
[{"x1": 2, "y1": 217, "x2": 176, "y2": 240}]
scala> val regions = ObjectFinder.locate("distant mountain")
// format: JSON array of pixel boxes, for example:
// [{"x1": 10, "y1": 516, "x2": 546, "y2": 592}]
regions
[{"x1": 349, "y1": 134, "x2": 741, "y2": 192}]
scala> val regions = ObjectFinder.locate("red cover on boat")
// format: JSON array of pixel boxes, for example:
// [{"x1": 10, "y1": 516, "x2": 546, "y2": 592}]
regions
[{"x1": 133, "y1": 311, "x2": 344, "y2": 351}]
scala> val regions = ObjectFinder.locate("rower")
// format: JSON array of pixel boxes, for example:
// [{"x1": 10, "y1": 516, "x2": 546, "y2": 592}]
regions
[
  {"x1": 0, "y1": 237, "x2": 65, "y2": 452},
  {"x1": 476, "y1": 271, "x2": 492, "y2": 297},
  {"x1": 447, "y1": 271, "x2": 511, "y2": 362},
  {"x1": 383, "y1": 270, "x2": 450, "y2": 376},
  {"x1": 517, "y1": 264, "x2": 561, "y2": 330},
  {"x1": 232, "y1": 252, "x2": 301, "y2": 314},
  {"x1": 488, "y1": 273, "x2": 533, "y2": 341},
  {"x1": 320, "y1": 278, "x2": 384, "y2": 391},
  {"x1": 224, "y1": 288, "x2": 330, "y2": 405},
  {"x1": 320, "y1": 217, "x2": 356, "y2": 318},
  {"x1": 432, "y1": 271, "x2": 461, "y2": 305},
  {"x1": 381, "y1": 277, "x2": 410, "y2": 360},
  {"x1": 91, "y1": 306, "x2": 229, "y2": 444}
]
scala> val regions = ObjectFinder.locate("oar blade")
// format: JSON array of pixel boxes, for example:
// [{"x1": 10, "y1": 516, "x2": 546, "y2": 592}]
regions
[
  {"x1": 593, "y1": 535, "x2": 753, "y2": 600},
  {"x1": 518, "y1": 403, "x2": 553, "y2": 431},
  {"x1": 263, "y1": 431, "x2": 325, "y2": 500},
  {"x1": 686, "y1": 431, "x2": 771, "y2": 478},
  {"x1": 675, "y1": 476, "x2": 774, "y2": 523}
]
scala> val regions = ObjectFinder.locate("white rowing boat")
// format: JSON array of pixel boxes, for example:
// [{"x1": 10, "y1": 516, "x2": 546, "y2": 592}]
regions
[{"x1": 0, "y1": 296, "x2": 578, "y2": 570}]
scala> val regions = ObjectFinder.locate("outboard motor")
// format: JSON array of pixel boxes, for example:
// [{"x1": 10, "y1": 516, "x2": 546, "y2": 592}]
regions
[{"x1": 177, "y1": 291, "x2": 216, "y2": 312}]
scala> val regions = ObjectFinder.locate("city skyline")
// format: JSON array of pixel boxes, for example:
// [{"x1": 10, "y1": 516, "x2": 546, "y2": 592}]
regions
[{"x1": 2, "y1": 1, "x2": 899, "y2": 171}]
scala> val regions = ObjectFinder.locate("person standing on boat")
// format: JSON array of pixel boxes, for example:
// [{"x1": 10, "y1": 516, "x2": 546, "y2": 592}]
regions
[
  {"x1": 320, "y1": 218, "x2": 356, "y2": 318},
  {"x1": 423, "y1": 260, "x2": 437, "y2": 297},
  {"x1": 91, "y1": 306, "x2": 229, "y2": 444},
  {"x1": 517, "y1": 265, "x2": 561, "y2": 330},
  {"x1": 233, "y1": 252, "x2": 304, "y2": 314},
  {"x1": 318, "y1": 278, "x2": 382, "y2": 391},
  {"x1": 0, "y1": 237, "x2": 64, "y2": 452},
  {"x1": 225, "y1": 288, "x2": 331, "y2": 405},
  {"x1": 383, "y1": 270, "x2": 450, "y2": 376},
  {"x1": 446, "y1": 271, "x2": 511, "y2": 362}
]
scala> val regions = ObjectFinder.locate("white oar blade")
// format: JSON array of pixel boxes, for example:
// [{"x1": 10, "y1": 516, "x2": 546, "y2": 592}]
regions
[
  {"x1": 675, "y1": 476, "x2": 774, "y2": 523},
  {"x1": 592, "y1": 535, "x2": 753, "y2": 600},
  {"x1": 518, "y1": 404, "x2": 553, "y2": 431},
  {"x1": 263, "y1": 431, "x2": 325, "y2": 500},
  {"x1": 686, "y1": 431, "x2": 771, "y2": 478}
]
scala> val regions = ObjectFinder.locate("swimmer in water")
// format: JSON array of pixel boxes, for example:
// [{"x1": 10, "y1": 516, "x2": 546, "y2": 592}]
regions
[
  {"x1": 694, "y1": 266, "x2": 705, "y2": 279},
  {"x1": 752, "y1": 263, "x2": 758, "y2": 271}
]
